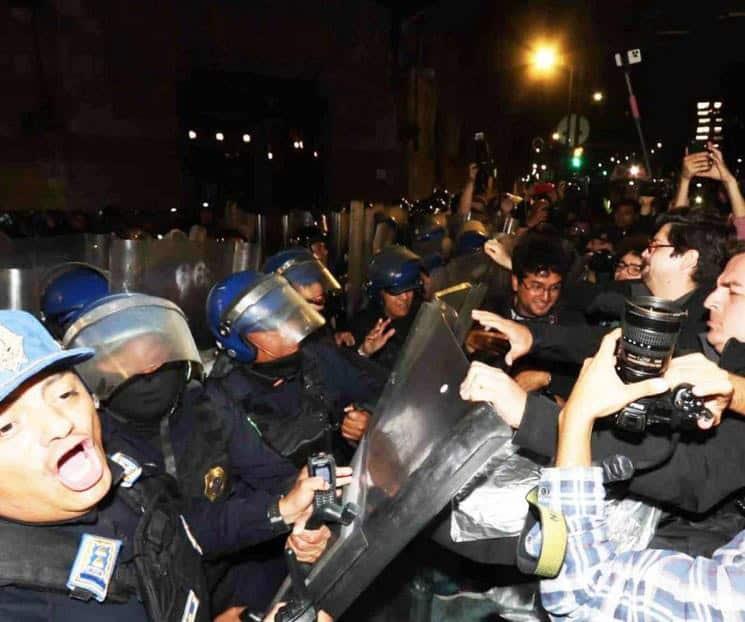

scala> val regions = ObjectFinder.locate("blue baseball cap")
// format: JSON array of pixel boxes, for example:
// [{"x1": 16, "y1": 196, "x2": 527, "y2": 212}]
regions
[{"x1": 0, "y1": 310, "x2": 94, "y2": 404}]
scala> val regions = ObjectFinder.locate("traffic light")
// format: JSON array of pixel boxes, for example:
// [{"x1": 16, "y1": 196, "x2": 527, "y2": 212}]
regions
[{"x1": 570, "y1": 147, "x2": 584, "y2": 170}]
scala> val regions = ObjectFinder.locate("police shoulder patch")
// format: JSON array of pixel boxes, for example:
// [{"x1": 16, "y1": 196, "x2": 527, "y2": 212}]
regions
[{"x1": 66, "y1": 534, "x2": 122, "y2": 602}]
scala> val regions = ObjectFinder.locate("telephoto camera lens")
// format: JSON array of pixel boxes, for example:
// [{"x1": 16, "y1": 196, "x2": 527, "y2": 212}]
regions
[{"x1": 616, "y1": 296, "x2": 687, "y2": 383}]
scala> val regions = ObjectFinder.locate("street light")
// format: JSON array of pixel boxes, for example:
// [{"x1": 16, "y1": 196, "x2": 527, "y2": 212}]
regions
[
  {"x1": 532, "y1": 46, "x2": 558, "y2": 72},
  {"x1": 592, "y1": 91, "x2": 604, "y2": 102}
]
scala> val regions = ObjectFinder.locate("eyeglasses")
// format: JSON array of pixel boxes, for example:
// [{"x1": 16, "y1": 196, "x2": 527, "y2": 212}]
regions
[
  {"x1": 520, "y1": 280, "x2": 562, "y2": 295},
  {"x1": 615, "y1": 261, "x2": 643, "y2": 275},
  {"x1": 646, "y1": 242, "x2": 675, "y2": 253}
]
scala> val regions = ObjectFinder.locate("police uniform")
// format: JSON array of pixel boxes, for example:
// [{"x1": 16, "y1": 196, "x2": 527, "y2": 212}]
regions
[
  {"x1": 0, "y1": 310, "x2": 208, "y2": 622},
  {"x1": 207, "y1": 335, "x2": 386, "y2": 468},
  {"x1": 0, "y1": 457, "x2": 209, "y2": 622},
  {"x1": 62, "y1": 293, "x2": 301, "y2": 614}
]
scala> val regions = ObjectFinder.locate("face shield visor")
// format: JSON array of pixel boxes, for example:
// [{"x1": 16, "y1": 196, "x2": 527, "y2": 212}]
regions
[
  {"x1": 222, "y1": 274, "x2": 325, "y2": 346},
  {"x1": 63, "y1": 294, "x2": 202, "y2": 401},
  {"x1": 275, "y1": 256, "x2": 341, "y2": 293}
]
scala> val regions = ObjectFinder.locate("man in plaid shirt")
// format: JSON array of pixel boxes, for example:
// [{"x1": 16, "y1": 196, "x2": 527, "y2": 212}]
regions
[{"x1": 527, "y1": 323, "x2": 743, "y2": 621}]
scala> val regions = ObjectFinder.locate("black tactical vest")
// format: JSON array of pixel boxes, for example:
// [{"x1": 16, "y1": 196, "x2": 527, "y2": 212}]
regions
[
  {"x1": 211, "y1": 349, "x2": 337, "y2": 468},
  {"x1": 0, "y1": 462, "x2": 210, "y2": 622}
]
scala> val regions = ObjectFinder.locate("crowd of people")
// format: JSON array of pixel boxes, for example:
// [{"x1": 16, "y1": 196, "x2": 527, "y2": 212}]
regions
[{"x1": 1, "y1": 139, "x2": 745, "y2": 621}]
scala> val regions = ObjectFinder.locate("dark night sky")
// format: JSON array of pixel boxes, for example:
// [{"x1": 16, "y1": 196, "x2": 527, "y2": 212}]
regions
[{"x1": 388, "y1": 0, "x2": 745, "y2": 177}]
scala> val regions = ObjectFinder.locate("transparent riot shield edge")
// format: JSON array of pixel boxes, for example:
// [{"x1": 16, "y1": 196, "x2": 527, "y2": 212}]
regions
[{"x1": 270, "y1": 301, "x2": 513, "y2": 618}]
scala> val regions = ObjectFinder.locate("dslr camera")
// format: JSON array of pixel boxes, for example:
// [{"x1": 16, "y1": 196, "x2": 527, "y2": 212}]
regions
[{"x1": 614, "y1": 296, "x2": 712, "y2": 433}]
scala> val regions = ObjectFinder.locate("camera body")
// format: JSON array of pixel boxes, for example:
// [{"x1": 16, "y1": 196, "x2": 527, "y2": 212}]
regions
[
  {"x1": 614, "y1": 383, "x2": 712, "y2": 433},
  {"x1": 612, "y1": 296, "x2": 713, "y2": 434}
]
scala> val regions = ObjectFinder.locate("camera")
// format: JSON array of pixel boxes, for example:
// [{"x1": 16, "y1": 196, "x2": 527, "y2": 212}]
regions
[
  {"x1": 614, "y1": 383, "x2": 712, "y2": 433},
  {"x1": 615, "y1": 296, "x2": 686, "y2": 383},
  {"x1": 613, "y1": 296, "x2": 711, "y2": 433}
]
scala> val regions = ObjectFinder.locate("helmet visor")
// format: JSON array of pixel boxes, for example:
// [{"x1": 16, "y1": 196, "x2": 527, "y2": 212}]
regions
[
  {"x1": 278, "y1": 258, "x2": 341, "y2": 292},
  {"x1": 63, "y1": 295, "x2": 201, "y2": 400},
  {"x1": 228, "y1": 274, "x2": 325, "y2": 345}
]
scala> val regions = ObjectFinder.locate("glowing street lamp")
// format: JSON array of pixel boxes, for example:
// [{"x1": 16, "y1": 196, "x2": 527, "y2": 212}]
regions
[
  {"x1": 592, "y1": 91, "x2": 604, "y2": 102},
  {"x1": 532, "y1": 46, "x2": 558, "y2": 72},
  {"x1": 629, "y1": 164, "x2": 640, "y2": 177}
]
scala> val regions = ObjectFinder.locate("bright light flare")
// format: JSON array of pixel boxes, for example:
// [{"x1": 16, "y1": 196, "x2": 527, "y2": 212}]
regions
[{"x1": 532, "y1": 46, "x2": 558, "y2": 72}]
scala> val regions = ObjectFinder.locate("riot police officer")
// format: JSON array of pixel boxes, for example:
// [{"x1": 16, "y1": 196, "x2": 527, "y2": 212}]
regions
[
  {"x1": 263, "y1": 247, "x2": 353, "y2": 346},
  {"x1": 63, "y1": 293, "x2": 339, "y2": 616},
  {"x1": 40, "y1": 262, "x2": 109, "y2": 340},
  {"x1": 0, "y1": 310, "x2": 210, "y2": 621},
  {"x1": 290, "y1": 225, "x2": 330, "y2": 268},
  {"x1": 205, "y1": 270, "x2": 386, "y2": 468},
  {"x1": 349, "y1": 245, "x2": 424, "y2": 370}
]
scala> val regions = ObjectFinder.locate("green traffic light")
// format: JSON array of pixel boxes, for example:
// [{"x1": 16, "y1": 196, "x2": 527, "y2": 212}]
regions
[{"x1": 571, "y1": 156, "x2": 582, "y2": 169}]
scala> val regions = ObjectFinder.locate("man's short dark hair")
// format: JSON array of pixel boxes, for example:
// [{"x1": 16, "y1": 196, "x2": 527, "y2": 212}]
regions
[
  {"x1": 655, "y1": 208, "x2": 733, "y2": 284},
  {"x1": 512, "y1": 232, "x2": 570, "y2": 281}
]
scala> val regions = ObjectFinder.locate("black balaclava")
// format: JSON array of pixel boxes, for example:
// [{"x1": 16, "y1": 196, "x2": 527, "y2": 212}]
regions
[
  {"x1": 107, "y1": 363, "x2": 188, "y2": 437},
  {"x1": 250, "y1": 350, "x2": 303, "y2": 383}
]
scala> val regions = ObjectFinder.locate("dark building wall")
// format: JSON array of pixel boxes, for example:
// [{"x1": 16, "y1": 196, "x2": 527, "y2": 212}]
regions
[{"x1": 0, "y1": 0, "x2": 403, "y2": 215}]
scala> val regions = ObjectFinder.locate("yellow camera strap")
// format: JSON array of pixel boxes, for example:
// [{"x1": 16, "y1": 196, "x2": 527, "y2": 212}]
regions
[{"x1": 515, "y1": 486, "x2": 568, "y2": 578}]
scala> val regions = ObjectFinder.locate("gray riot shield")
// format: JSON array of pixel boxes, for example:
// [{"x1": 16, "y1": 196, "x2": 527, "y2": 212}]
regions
[
  {"x1": 273, "y1": 300, "x2": 513, "y2": 618},
  {"x1": 322, "y1": 210, "x2": 350, "y2": 267},
  {"x1": 0, "y1": 268, "x2": 41, "y2": 315},
  {"x1": 108, "y1": 238, "x2": 244, "y2": 348},
  {"x1": 10, "y1": 234, "x2": 111, "y2": 273},
  {"x1": 434, "y1": 281, "x2": 487, "y2": 344},
  {"x1": 0, "y1": 234, "x2": 111, "y2": 316}
]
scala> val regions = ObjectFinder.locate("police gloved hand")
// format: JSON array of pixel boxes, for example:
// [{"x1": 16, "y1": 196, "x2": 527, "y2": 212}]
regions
[
  {"x1": 280, "y1": 466, "x2": 354, "y2": 527},
  {"x1": 341, "y1": 405, "x2": 370, "y2": 442},
  {"x1": 359, "y1": 318, "x2": 395, "y2": 356},
  {"x1": 460, "y1": 361, "x2": 527, "y2": 429},
  {"x1": 286, "y1": 524, "x2": 332, "y2": 563},
  {"x1": 471, "y1": 310, "x2": 532, "y2": 366},
  {"x1": 334, "y1": 331, "x2": 356, "y2": 347},
  {"x1": 663, "y1": 353, "x2": 733, "y2": 429}
]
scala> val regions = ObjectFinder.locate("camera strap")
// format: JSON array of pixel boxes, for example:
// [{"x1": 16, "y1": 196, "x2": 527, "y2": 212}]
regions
[
  {"x1": 517, "y1": 440, "x2": 680, "y2": 579},
  {"x1": 515, "y1": 486, "x2": 568, "y2": 579}
]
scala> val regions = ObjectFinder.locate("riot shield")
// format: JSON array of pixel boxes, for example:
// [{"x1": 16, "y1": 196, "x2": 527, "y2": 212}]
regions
[
  {"x1": 434, "y1": 282, "x2": 487, "y2": 344},
  {"x1": 9, "y1": 234, "x2": 111, "y2": 272},
  {"x1": 273, "y1": 300, "x2": 513, "y2": 618},
  {"x1": 108, "y1": 238, "x2": 244, "y2": 349},
  {"x1": 0, "y1": 268, "x2": 41, "y2": 315},
  {"x1": 0, "y1": 234, "x2": 111, "y2": 316},
  {"x1": 323, "y1": 210, "x2": 350, "y2": 267}
]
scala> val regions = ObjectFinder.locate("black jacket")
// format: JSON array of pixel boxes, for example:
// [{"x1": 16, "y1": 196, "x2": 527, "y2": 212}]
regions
[{"x1": 527, "y1": 281, "x2": 715, "y2": 364}]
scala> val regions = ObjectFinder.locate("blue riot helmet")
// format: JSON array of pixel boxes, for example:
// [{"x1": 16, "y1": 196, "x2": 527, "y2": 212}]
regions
[
  {"x1": 206, "y1": 270, "x2": 325, "y2": 363},
  {"x1": 366, "y1": 245, "x2": 423, "y2": 306},
  {"x1": 263, "y1": 248, "x2": 341, "y2": 294},
  {"x1": 63, "y1": 293, "x2": 203, "y2": 401},
  {"x1": 454, "y1": 220, "x2": 489, "y2": 256},
  {"x1": 41, "y1": 263, "x2": 109, "y2": 340},
  {"x1": 410, "y1": 192, "x2": 452, "y2": 260}
]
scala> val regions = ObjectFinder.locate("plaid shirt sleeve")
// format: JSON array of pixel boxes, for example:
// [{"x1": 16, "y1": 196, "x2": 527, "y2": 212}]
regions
[{"x1": 524, "y1": 466, "x2": 745, "y2": 621}]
